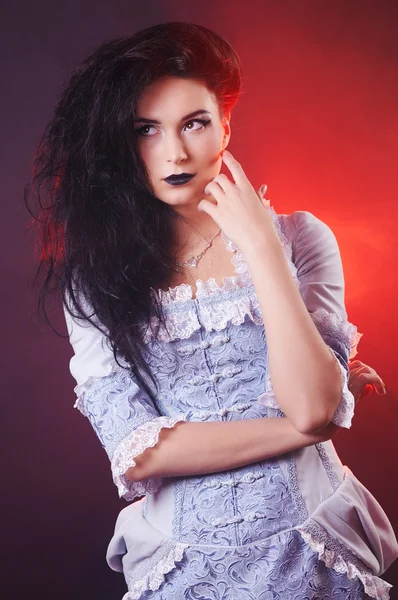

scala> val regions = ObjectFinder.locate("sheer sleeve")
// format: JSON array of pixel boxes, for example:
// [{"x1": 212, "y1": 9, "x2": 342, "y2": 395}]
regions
[
  {"x1": 258, "y1": 210, "x2": 363, "y2": 429},
  {"x1": 62, "y1": 289, "x2": 183, "y2": 501}
]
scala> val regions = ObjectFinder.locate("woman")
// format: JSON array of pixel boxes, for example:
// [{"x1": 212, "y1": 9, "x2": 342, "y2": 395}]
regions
[{"x1": 26, "y1": 21, "x2": 397, "y2": 600}]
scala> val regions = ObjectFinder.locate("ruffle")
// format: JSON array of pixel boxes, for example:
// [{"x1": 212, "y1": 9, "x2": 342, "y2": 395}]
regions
[
  {"x1": 328, "y1": 346, "x2": 355, "y2": 428},
  {"x1": 143, "y1": 286, "x2": 265, "y2": 343},
  {"x1": 310, "y1": 306, "x2": 363, "y2": 360},
  {"x1": 298, "y1": 528, "x2": 392, "y2": 600},
  {"x1": 155, "y1": 236, "x2": 253, "y2": 305},
  {"x1": 199, "y1": 289, "x2": 264, "y2": 333},
  {"x1": 123, "y1": 540, "x2": 187, "y2": 600},
  {"x1": 111, "y1": 416, "x2": 185, "y2": 501}
]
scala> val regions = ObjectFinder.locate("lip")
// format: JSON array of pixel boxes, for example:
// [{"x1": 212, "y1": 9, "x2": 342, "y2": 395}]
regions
[
  {"x1": 164, "y1": 173, "x2": 195, "y2": 180},
  {"x1": 164, "y1": 173, "x2": 196, "y2": 185}
]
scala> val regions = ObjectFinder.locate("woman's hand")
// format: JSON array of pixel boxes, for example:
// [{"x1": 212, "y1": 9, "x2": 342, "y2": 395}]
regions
[
  {"x1": 198, "y1": 150, "x2": 277, "y2": 253},
  {"x1": 348, "y1": 359, "x2": 386, "y2": 404}
]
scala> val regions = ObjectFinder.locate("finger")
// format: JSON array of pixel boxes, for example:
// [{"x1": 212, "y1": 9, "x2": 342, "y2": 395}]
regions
[
  {"x1": 359, "y1": 372, "x2": 386, "y2": 394},
  {"x1": 374, "y1": 381, "x2": 387, "y2": 395},
  {"x1": 204, "y1": 180, "x2": 225, "y2": 203},
  {"x1": 258, "y1": 184, "x2": 268, "y2": 198},
  {"x1": 348, "y1": 360, "x2": 364, "y2": 368},
  {"x1": 222, "y1": 150, "x2": 248, "y2": 188},
  {"x1": 211, "y1": 173, "x2": 236, "y2": 195},
  {"x1": 212, "y1": 173, "x2": 236, "y2": 190},
  {"x1": 358, "y1": 384, "x2": 374, "y2": 400},
  {"x1": 349, "y1": 367, "x2": 387, "y2": 400},
  {"x1": 348, "y1": 365, "x2": 364, "y2": 382},
  {"x1": 350, "y1": 363, "x2": 377, "y2": 378},
  {"x1": 197, "y1": 198, "x2": 218, "y2": 220}
]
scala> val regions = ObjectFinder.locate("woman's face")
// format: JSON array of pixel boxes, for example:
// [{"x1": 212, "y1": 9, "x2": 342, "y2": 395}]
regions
[{"x1": 134, "y1": 76, "x2": 230, "y2": 209}]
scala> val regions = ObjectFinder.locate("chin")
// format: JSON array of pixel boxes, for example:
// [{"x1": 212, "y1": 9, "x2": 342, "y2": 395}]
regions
[{"x1": 157, "y1": 192, "x2": 200, "y2": 207}]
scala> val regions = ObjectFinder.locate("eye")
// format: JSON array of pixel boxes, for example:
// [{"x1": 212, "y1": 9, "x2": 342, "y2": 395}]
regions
[
  {"x1": 184, "y1": 119, "x2": 211, "y2": 131},
  {"x1": 134, "y1": 118, "x2": 211, "y2": 137},
  {"x1": 135, "y1": 125, "x2": 157, "y2": 137}
]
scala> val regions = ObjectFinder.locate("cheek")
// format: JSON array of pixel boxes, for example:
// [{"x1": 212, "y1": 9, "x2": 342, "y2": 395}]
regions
[
  {"x1": 200, "y1": 131, "x2": 223, "y2": 153},
  {"x1": 194, "y1": 138, "x2": 223, "y2": 173}
]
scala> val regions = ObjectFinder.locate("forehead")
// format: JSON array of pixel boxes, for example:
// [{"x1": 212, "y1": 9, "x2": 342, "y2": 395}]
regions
[{"x1": 136, "y1": 76, "x2": 217, "y2": 115}]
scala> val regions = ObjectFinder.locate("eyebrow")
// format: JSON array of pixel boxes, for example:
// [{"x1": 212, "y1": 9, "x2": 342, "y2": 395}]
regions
[{"x1": 134, "y1": 109, "x2": 211, "y2": 124}]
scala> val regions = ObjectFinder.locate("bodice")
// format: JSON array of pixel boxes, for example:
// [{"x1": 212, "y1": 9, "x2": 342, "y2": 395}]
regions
[{"x1": 142, "y1": 311, "x2": 300, "y2": 546}]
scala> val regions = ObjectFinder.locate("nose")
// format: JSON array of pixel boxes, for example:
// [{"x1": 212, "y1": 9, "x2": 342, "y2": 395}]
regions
[{"x1": 165, "y1": 134, "x2": 188, "y2": 164}]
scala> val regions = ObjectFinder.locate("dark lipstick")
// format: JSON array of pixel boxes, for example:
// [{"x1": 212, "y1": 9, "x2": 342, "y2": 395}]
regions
[{"x1": 164, "y1": 173, "x2": 195, "y2": 186}]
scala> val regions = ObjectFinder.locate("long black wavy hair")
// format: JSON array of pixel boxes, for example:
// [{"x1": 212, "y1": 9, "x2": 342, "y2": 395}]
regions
[{"x1": 25, "y1": 21, "x2": 243, "y2": 398}]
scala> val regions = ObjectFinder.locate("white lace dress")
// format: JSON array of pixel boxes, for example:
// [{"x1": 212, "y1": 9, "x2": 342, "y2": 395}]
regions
[{"x1": 63, "y1": 197, "x2": 398, "y2": 600}]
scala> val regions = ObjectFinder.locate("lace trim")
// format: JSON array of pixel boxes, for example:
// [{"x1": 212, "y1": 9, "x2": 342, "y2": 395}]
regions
[
  {"x1": 144, "y1": 307, "x2": 202, "y2": 343},
  {"x1": 272, "y1": 203, "x2": 300, "y2": 287},
  {"x1": 298, "y1": 522, "x2": 392, "y2": 600},
  {"x1": 328, "y1": 346, "x2": 355, "y2": 428},
  {"x1": 310, "y1": 307, "x2": 363, "y2": 360},
  {"x1": 111, "y1": 416, "x2": 184, "y2": 501},
  {"x1": 143, "y1": 286, "x2": 266, "y2": 344},
  {"x1": 285, "y1": 451, "x2": 309, "y2": 521},
  {"x1": 123, "y1": 540, "x2": 188, "y2": 600},
  {"x1": 315, "y1": 442, "x2": 340, "y2": 491},
  {"x1": 154, "y1": 240, "x2": 253, "y2": 305},
  {"x1": 257, "y1": 332, "x2": 357, "y2": 429},
  {"x1": 199, "y1": 289, "x2": 264, "y2": 334}
]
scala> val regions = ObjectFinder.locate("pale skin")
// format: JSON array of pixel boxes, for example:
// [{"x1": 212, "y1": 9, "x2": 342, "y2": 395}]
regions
[{"x1": 127, "y1": 75, "x2": 386, "y2": 483}]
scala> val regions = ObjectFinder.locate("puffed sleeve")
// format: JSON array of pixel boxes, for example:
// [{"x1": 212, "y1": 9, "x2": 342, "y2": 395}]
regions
[
  {"x1": 258, "y1": 210, "x2": 363, "y2": 429},
  {"x1": 62, "y1": 288, "x2": 184, "y2": 502}
]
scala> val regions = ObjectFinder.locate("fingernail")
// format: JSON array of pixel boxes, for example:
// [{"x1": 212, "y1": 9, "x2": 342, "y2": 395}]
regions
[{"x1": 260, "y1": 184, "x2": 268, "y2": 196}]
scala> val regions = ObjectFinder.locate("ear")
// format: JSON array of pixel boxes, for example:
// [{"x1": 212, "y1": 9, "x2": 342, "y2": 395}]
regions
[{"x1": 221, "y1": 114, "x2": 231, "y2": 150}]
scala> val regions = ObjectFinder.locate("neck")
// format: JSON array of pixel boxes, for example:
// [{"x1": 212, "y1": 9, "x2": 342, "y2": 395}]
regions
[{"x1": 170, "y1": 202, "x2": 220, "y2": 255}]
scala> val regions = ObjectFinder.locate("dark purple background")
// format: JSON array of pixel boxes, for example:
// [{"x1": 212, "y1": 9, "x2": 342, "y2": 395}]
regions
[{"x1": 2, "y1": 1, "x2": 397, "y2": 598}]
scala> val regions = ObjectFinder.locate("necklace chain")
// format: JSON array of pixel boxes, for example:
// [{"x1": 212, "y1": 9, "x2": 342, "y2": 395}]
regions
[{"x1": 175, "y1": 228, "x2": 222, "y2": 269}]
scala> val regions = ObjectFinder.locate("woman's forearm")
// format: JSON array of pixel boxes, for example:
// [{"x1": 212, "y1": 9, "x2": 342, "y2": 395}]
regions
[
  {"x1": 243, "y1": 234, "x2": 342, "y2": 434},
  {"x1": 126, "y1": 416, "x2": 325, "y2": 481}
]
